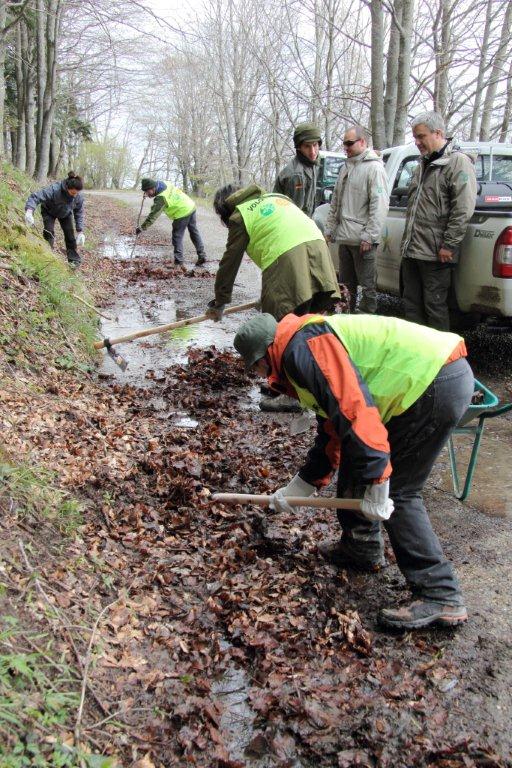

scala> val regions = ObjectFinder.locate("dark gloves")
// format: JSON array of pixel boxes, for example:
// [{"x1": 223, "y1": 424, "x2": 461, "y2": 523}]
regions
[
  {"x1": 135, "y1": 227, "x2": 142, "y2": 236},
  {"x1": 205, "y1": 298, "x2": 225, "y2": 322}
]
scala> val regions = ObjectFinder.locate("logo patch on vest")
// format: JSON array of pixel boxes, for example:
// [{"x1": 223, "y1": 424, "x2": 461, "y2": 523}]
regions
[{"x1": 260, "y1": 203, "x2": 276, "y2": 217}]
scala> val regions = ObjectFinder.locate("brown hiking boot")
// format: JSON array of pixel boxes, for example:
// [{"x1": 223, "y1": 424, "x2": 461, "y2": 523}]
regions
[
  {"x1": 379, "y1": 600, "x2": 468, "y2": 630},
  {"x1": 317, "y1": 538, "x2": 386, "y2": 572}
]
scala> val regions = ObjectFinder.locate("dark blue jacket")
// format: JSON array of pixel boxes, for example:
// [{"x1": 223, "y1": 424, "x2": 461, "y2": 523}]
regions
[{"x1": 25, "y1": 181, "x2": 85, "y2": 231}]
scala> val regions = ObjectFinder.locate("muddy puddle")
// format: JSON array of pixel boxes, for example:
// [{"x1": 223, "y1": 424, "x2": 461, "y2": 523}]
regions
[
  {"x1": 98, "y1": 233, "x2": 261, "y2": 432},
  {"x1": 102, "y1": 232, "x2": 168, "y2": 261},
  {"x1": 211, "y1": 644, "x2": 269, "y2": 766}
]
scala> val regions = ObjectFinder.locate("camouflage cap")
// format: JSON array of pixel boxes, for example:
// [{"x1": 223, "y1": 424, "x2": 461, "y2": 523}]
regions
[
  {"x1": 293, "y1": 122, "x2": 323, "y2": 148},
  {"x1": 233, "y1": 314, "x2": 277, "y2": 371}
]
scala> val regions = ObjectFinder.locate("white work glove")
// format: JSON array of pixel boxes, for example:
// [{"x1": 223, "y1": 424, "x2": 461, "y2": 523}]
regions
[
  {"x1": 360, "y1": 480, "x2": 394, "y2": 522},
  {"x1": 76, "y1": 232, "x2": 85, "y2": 246},
  {"x1": 270, "y1": 473, "x2": 316, "y2": 514},
  {"x1": 25, "y1": 209, "x2": 35, "y2": 226}
]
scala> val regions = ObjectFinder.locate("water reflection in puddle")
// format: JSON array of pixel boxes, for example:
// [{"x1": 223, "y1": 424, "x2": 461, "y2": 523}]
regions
[
  {"x1": 102, "y1": 234, "x2": 134, "y2": 261},
  {"x1": 211, "y1": 643, "x2": 270, "y2": 765}
]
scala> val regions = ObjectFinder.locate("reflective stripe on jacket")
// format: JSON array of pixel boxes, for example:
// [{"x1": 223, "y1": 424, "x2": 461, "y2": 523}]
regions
[
  {"x1": 160, "y1": 182, "x2": 195, "y2": 220},
  {"x1": 236, "y1": 194, "x2": 323, "y2": 270},
  {"x1": 267, "y1": 313, "x2": 465, "y2": 487}
]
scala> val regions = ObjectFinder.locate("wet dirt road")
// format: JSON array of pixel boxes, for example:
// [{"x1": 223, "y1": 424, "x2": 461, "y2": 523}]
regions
[{"x1": 87, "y1": 190, "x2": 512, "y2": 766}]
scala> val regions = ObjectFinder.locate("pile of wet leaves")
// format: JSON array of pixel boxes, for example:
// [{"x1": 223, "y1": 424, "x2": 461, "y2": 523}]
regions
[
  {"x1": 2, "y1": 194, "x2": 511, "y2": 766},
  {"x1": 7, "y1": 341, "x2": 510, "y2": 766},
  {"x1": 119, "y1": 257, "x2": 215, "y2": 282},
  {"x1": 80, "y1": 347, "x2": 508, "y2": 766}
]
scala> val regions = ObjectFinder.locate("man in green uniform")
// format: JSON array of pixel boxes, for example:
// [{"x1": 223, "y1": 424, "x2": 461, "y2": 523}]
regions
[
  {"x1": 400, "y1": 112, "x2": 477, "y2": 330},
  {"x1": 136, "y1": 178, "x2": 207, "y2": 266},
  {"x1": 206, "y1": 183, "x2": 341, "y2": 411},
  {"x1": 273, "y1": 122, "x2": 322, "y2": 217}
]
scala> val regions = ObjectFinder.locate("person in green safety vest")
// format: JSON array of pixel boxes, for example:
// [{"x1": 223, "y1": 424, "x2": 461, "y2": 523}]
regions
[
  {"x1": 233, "y1": 311, "x2": 475, "y2": 631},
  {"x1": 205, "y1": 182, "x2": 341, "y2": 412},
  {"x1": 135, "y1": 178, "x2": 207, "y2": 266}
]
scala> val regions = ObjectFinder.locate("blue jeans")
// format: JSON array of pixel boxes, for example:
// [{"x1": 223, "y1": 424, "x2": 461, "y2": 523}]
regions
[
  {"x1": 337, "y1": 357, "x2": 474, "y2": 604},
  {"x1": 171, "y1": 210, "x2": 206, "y2": 263}
]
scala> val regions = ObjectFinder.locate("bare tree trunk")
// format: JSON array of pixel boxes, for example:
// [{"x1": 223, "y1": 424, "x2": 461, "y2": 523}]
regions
[
  {"x1": 392, "y1": 0, "x2": 414, "y2": 145},
  {"x1": 0, "y1": 0, "x2": 31, "y2": 156},
  {"x1": 35, "y1": 0, "x2": 63, "y2": 181},
  {"x1": 499, "y1": 58, "x2": 512, "y2": 142},
  {"x1": 370, "y1": 0, "x2": 386, "y2": 149},
  {"x1": 384, "y1": 0, "x2": 401, "y2": 146},
  {"x1": 433, "y1": 0, "x2": 452, "y2": 118},
  {"x1": 479, "y1": 0, "x2": 512, "y2": 141},
  {"x1": 0, "y1": 1, "x2": 7, "y2": 157},
  {"x1": 469, "y1": 0, "x2": 493, "y2": 140},
  {"x1": 22, "y1": 21, "x2": 36, "y2": 176},
  {"x1": 14, "y1": 22, "x2": 26, "y2": 169},
  {"x1": 35, "y1": 0, "x2": 46, "y2": 158}
]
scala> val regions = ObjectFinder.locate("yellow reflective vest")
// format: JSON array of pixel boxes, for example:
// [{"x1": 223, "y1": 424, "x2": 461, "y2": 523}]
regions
[{"x1": 236, "y1": 194, "x2": 324, "y2": 270}]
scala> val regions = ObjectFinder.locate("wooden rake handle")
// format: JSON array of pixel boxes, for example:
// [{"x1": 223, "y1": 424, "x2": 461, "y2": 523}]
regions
[
  {"x1": 212, "y1": 492, "x2": 362, "y2": 511},
  {"x1": 94, "y1": 300, "x2": 259, "y2": 350}
]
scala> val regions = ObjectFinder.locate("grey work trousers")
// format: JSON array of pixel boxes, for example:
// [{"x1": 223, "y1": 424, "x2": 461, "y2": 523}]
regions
[
  {"x1": 336, "y1": 357, "x2": 474, "y2": 605},
  {"x1": 401, "y1": 257, "x2": 453, "y2": 331},
  {"x1": 171, "y1": 210, "x2": 206, "y2": 263},
  {"x1": 339, "y1": 244, "x2": 377, "y2": 314}
]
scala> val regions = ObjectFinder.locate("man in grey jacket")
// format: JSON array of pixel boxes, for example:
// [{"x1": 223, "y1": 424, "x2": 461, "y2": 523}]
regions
[
  {"x1": 273, "y1": 122, "x2": 322, "y2": 218},
  {"x1": 325, "y1": 126, "x2": 389, "y2": 314},
  {"x1": 401, "y1": 112, "x2": 477, "y2": 330}
]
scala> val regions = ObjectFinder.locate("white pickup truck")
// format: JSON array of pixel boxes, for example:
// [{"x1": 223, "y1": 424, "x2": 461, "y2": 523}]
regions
[{"x1": 314, "y1": 142, "x2": 512, "y2": 330}]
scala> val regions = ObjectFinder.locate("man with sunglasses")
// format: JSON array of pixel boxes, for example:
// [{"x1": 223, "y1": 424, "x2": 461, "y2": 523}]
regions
[{"x1": 325, "y1": 126, "x2": 389, "y2": 314}]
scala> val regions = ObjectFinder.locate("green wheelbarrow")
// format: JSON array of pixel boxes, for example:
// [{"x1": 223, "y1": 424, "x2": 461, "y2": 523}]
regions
[{"x1": 447, "y1": 378, "x2": 512, "y2": 501}]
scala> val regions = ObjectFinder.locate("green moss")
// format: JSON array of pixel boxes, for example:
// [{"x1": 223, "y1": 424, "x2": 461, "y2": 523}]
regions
[{"x1": 0, "y1": 457, "x2": 84, "y2": 534}]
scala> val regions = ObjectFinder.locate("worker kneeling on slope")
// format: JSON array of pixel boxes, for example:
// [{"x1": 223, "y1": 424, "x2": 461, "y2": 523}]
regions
[
  {"x1": 206, "y1": 183, "x2": 341, "y2": 412},
  {"x1": 233, "y1": 311, "x2": 474, "y2": 630}
]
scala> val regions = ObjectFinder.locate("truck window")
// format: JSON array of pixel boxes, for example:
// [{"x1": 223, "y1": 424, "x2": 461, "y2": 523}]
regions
[
  {"x1": 475, "y1": 155, "x2": 512, "y2": 182},
  {"x1": 393, "y1": 157, "x2": 419, "y2": 191},
  {"x1": 323, "y1": 156, "x2": 345, "y2": 184}
]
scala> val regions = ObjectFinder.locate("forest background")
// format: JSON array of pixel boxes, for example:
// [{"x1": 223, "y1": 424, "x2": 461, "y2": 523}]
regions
[{"x1": 1, "y1": 0, "x2": 511, "y2": 193}]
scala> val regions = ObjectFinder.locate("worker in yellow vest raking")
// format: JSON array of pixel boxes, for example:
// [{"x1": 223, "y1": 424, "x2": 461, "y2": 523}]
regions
[
  {"x1": 136, "y1": 178, "x2": 207, "y2": 266},
  {"x1": 205, "y1": 183, "x2": 341, "y2": 412},
  {"x1": 233, "y1": 311, "x2": 475, "y2": 630}
]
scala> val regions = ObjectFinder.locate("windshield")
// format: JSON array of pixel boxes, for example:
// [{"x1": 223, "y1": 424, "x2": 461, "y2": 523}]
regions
[
  {"x1": 322, "y1": 156, "x2": 345, "y2": 183},
  {"x1": 474, "y1": 154, "x2": 512, "y2": 183}
]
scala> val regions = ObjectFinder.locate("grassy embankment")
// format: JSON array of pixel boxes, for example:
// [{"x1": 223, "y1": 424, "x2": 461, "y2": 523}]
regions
[{"x1": 0, "y1": 164, "x2": 114, "y2": 767}]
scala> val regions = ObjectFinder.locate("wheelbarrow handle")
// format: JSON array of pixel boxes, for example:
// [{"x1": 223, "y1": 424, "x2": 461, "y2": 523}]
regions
[{"x1": 480, "y1": 403, "x2": 512, "y2": 420}]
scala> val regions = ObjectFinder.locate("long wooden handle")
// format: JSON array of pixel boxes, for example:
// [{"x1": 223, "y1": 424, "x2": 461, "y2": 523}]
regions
[
  {"x1": 212, "y1": 492, "x2": 362, "y2": 511},
  {"x1": 71, "y1": 293, "x2": 114, "y2": 321},
  {"x1": 94, "y1": 300, "x2": 259, "y2": 349}
]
